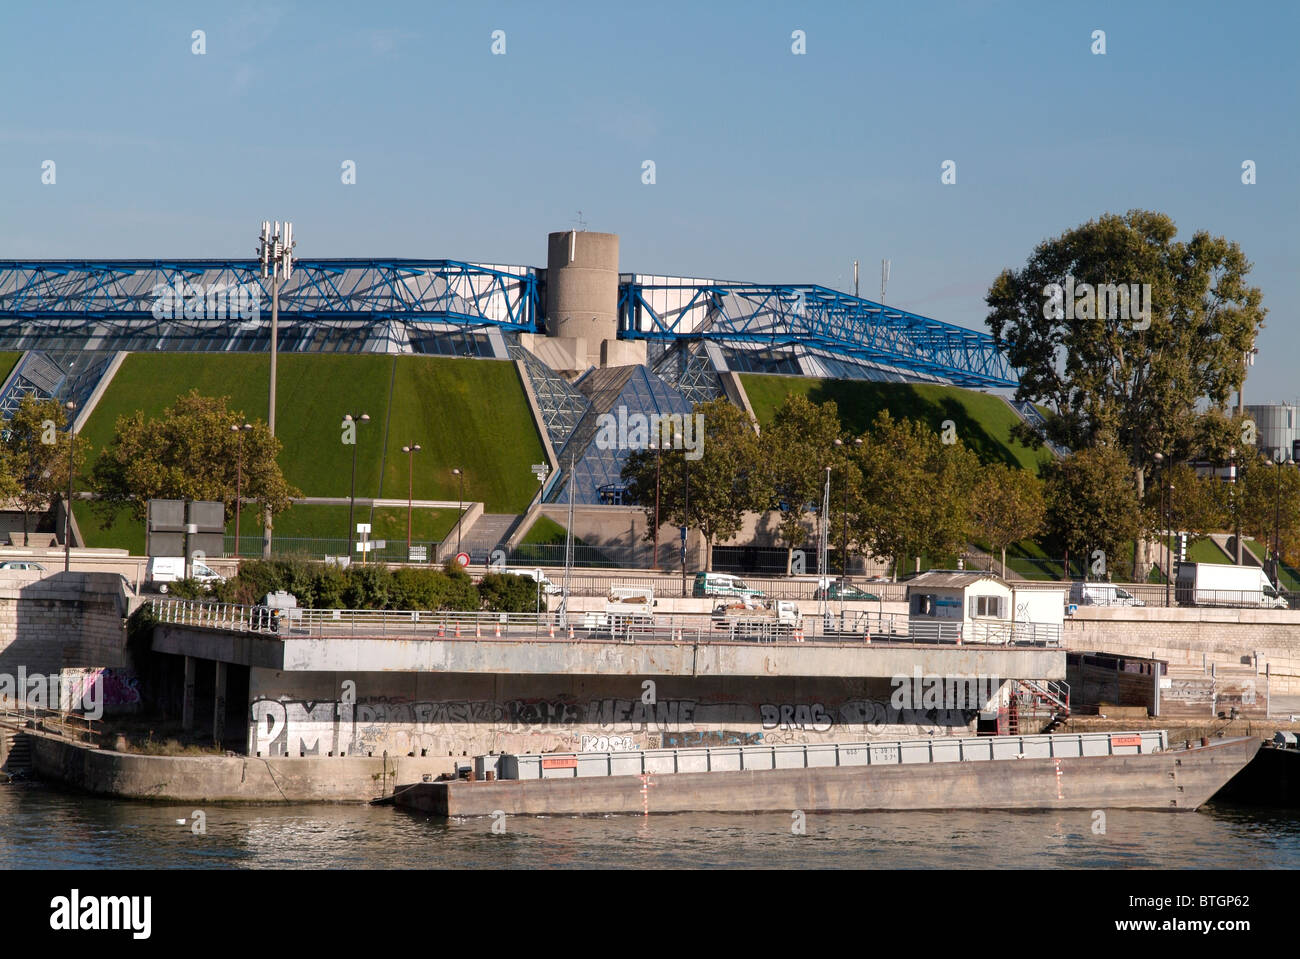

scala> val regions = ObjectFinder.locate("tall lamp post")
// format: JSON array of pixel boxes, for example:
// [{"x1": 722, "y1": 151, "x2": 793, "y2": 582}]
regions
[
  {"x1": 257, "y1": 220, "x2": 294, "y2": 560},
  {"x1": 452, "y1": 468, "x2": 465, "y2": 556},
  {"x1": 230, "y1": 422, "x2": 252, "y2": 558},
  {"x1": 832, "y1": 437, "x2": 863, "y2": 589},
  {"x1": 63, "y1": 401, "x2": 77, "y2": 572},
  {"x1": 1267, "y1": 452, "x2": 1288, "y2": 588},
  {"x1": 401, "y1": 444, "x2": 422, "y2": 559},
  {"x1": 1229, "y1": 446, "x2": 1241, "y2": 564},
  {"x1": 1153, "y1": 453, "x2": 1171, "y2": 607},
  {"x1": 344, "y1": 413, "x2": 370, "y2": 560}
]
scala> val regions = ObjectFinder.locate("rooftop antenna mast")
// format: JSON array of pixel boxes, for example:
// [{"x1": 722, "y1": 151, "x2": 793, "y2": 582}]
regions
[
  {"x1": 575, "y1": 210, "x2": 587, "y2": 232},
  {"x1": 881, "y1": 259, "x2": 891, "y2": 303},
  {"x1": 853, "y1": 260, "x2": 859, "y2": 298}
]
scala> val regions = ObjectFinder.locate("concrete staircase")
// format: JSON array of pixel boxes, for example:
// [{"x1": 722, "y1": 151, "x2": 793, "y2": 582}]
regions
[
  {"x1": 456, "y1": 513, "x2": 523, "y2": 564},
  {"x1": 1, "y1": 726, "x2": 33, "y2": 776}
]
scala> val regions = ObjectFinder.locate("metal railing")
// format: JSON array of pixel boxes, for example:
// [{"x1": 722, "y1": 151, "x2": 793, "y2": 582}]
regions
[
  {"x1": 0, "y1": 701, "x2": 98, "y2": 744},
  {"x1": 223, "y1": 536, "x2": 443, "y2": 563},
  {"x1": 148, "y1": 598, "x2": 1064, "y2": 647}
]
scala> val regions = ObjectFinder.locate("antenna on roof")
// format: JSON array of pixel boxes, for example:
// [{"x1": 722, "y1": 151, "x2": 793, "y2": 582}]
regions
[
  {"x1": 575, "y1": 210, "x2": 587, "y2": 232},
  {"x1": 853, "y1": 260, "x2": 859, "y2": 298},
  {"x1": 881, "y1": 259, "x2": 891, "y2": 303}
]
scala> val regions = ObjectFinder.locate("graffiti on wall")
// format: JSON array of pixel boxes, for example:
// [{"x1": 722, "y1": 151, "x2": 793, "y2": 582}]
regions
[
  {"x1": 60, "y1": 667, "x2": 141, "y2": 712},
  {"x1": 248, "y1": 694, "x2": 980, "y2": 757}
]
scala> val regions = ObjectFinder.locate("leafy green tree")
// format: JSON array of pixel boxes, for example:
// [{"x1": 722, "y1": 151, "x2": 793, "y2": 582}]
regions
[
  {"x1": 1146, "y1": 461, "x2": 1229, "y2": 546},
  {"x1": 1042, "y1": 443, "x2": 1143, "y2": 580},
  {"x1": 847, "y1": 412, "x2": 981, "y2": 579},
  {"x1": 986, "y1": 211, "x2": 1266, "y2": 576},
  {"x1": 760, "y1": 393, "x2": 845, "y2": 573},
  {"x1": 478, "y1": 572, "x2": 546, "y2": 613},
  {"x1": 90, "y1": 390, "x2": 299, "y2": 528},
  {"x1": 1237, "y1": 455, "x2": 1300, "y2": 571},
  {"x1": 2, "y1": 395, "x2": 82, "y2": 536},
  {"x1": 971, "y1": 463, "x2": 1045, "y2": 577},
  {"x1": 622, "y1": 398, "x2": 767, "y2": 570}
]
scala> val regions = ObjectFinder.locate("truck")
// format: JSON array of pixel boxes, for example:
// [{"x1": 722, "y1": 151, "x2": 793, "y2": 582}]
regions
[
  {"x1": 146, "y1": 556, "x2": 225, "y2": 594},
  {"x1": 583, "y1": 586, "x2": 656, "y2": 632},
  {"x1": 711, "y1": 599, "x2": 801, "y2": 640},
  {"x1": 1175, "y1": 562, "x2": 1289, "y2": 609}
]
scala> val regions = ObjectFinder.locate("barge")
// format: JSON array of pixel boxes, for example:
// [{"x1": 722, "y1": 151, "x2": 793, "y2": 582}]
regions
[
  {"x1": 389, "y1": 731, "x2": 1260, "y2": 817},
  {"x1": 1214, "y1": 731, "x2": 1300, "y2": 807}
]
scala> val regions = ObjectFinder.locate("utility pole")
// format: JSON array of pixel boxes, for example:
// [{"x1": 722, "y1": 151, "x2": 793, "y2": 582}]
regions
[{"x1": 257, "y1": 220, "x2": 294, "y2": 559}]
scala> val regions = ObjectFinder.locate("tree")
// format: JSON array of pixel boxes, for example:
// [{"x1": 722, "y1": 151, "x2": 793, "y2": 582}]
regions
[
  {"x1": 622, "y1": 398, "x2": 767, "y2": 570},
  {"x1": 1042, "y1": 444, "x2": 1142, "y2": 580},
  {"x1": 1237, "y1": 455, "x2": 1300, "y2": 571},
  {"x1": 760, "y1": 393, "x2": 845, "y2": 574},
  {"x1": 2, "y1": 395, "x2": 81, "y2": 536},
  {"x1": 1146, "y1": 461, "x2": 1229, "y2": 547},
  {"x1": 971, "y1": 463, "x2": 1045, "y2": 578},
  {"x1": 848, "y1": 411, "x2": 981, "y2": 579},
  {"x1": 986, "y1": 210, "x2": 1266, "y2": 575},
  {"x1": 90, "y1": 390, "x2": 299, "y2": 527}
]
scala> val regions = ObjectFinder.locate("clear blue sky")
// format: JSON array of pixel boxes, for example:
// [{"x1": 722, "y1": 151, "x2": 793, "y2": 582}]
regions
[{"x1": 2, "y1": 1, "x2": 1296, "y2": 399}]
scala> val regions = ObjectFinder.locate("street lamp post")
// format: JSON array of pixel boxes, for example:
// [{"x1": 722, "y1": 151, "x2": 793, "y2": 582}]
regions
[
  {"x1": 1270, "y1": 452, "x2": 1287, "y2": 587},
  {"x1": 1230, "y1": 446, "x2": 1241, "y2": 564},
  {"x1": 832, "y1": 437, "x2": 863, "y2": 587},
  {"x1": 452, "y1": 468, "x2": 465, "y2": 556},
  {"x1": 344, "y1": 413, "x2": 370, "y2": 560},
  {"x1": 1154, "y1": 453, "x2": 1169, "y2": 606},
  {"x1": 231, "y1": 423, "x2": 252, "y2": 558},
  {"x1": 63, "y1": 401, "x2": 77, "y2": 573},
  {"x1": 257, "y1": 220, "x2": 294, "y2": 560},
  {"x1": 653, "y1": 438, "x2": 662, "y2": 571},
  {"x1": 402, "y1": 444, "x2": 422, "y2": 558}
]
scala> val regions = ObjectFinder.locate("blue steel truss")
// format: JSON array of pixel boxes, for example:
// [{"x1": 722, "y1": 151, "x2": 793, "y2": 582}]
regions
[
  {"x1": 619, "y1": 280, "x2": 1016, "y2": 389},
  {"x1": 0, "y1": 260, "x2": 539, "y2": 349}
]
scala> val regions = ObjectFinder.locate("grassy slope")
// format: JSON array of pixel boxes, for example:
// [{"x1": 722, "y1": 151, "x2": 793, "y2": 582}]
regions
[
  {"x1": 0, "y1": 352, "x2": 22, "y2": 385},
  {"x1": 739, "y1": 374, "x2": 1052, "y2": 472},
  {"x1": 75, "y1": 354, "x2": 545, "y2": 549}
]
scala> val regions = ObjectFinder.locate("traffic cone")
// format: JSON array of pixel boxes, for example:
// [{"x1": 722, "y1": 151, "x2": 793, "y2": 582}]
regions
[
  {"x1": 548, "y1": 621, "x2": 555, "y2": 638},
  {"x1": 437, "y1": 622, "x2": 445, "y2": 637},
  {"x1": 568, "y1": 624, "x2": 574, "y2": 640},
  {"x1": 475, "y1": 622, "x2": 481, "y2": 638},
  {"x1": 454, "y1": 622, "x2": 461, "y2": 637},
  {"x1": 494, "y1": 622, "x2": 501, "y2": 638}
]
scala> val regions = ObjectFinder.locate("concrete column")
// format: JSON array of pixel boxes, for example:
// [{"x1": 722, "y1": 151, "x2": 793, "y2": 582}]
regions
[
  {"x1": 212, "y1": 661, "x2": 227, "y2": 746},
  {"x1": 182, "y1": 656, "x2": 196, "y2": 732}
]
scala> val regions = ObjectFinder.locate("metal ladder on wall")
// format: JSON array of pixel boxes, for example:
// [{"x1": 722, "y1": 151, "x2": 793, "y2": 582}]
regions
[{"x1": 1010, "y1": 679, "x2": 1071, "y2": 734}]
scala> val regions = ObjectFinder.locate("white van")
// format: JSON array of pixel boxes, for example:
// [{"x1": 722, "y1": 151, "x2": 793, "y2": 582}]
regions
[
  {"x1": 1068, "y1": 581, "x2": 1145, "y2": 607},
  {"x1": 147, "y1": 557, "x2": 225, "y2": 593},
  {"x1": 502, "y1": 567, "x2": 563, "y2": 595}
]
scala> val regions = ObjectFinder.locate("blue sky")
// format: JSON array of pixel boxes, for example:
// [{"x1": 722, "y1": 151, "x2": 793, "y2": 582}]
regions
[{"x1": 2, "y1": 1, "x2": 1296, "y2": 398}]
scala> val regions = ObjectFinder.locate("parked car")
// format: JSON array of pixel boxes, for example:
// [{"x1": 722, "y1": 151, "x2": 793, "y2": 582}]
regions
[
  {"x1": 1068, "y1": 581, "x2": 1145, "y2": 607},
  {"x1": 812, "y1": 582, "x2": 881, "y2": 602},
  {"x1": 146, "y1": 556, "x2": 225, "y2": 594},
  {"x1": 0, "y1": 561, "x2": 46, "y2": 572},
  {"x1": 693, "y1": 572, "x2": 764, "y2": 601}
]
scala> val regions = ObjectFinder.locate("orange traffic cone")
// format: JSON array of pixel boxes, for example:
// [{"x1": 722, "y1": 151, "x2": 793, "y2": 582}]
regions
[
  {"x1": 437, "y1": 622, "x2": 445, "y2": 637},
  {"x1": 548, "y1": 621, "x2": 555, "y2": 638},
  {"x1": 454, "y1": 622, "x2": 461, "y2": 637},
  {"x1": 475, "y1": 622, "x2": 481, "y2": 638},
  {"x1": 494, "y1": 622, "x2": 501, "y2": 637},
  {"x1": 568, "y1": 624, "x2": 574, "y2": 640}
]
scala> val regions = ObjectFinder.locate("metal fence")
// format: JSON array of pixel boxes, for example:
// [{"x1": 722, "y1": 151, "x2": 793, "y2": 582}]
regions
[
  {"x1": 223, "y1": 536, "x2": 444, "y2": 564},
  {"x1": 147, "y1": 598, "x2": 1062, "y2": 646}
]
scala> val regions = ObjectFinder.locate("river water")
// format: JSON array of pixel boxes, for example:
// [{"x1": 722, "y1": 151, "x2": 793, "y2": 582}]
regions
[{"x1": 1, "y1": 780, "x2": 1296, "y2": 869}]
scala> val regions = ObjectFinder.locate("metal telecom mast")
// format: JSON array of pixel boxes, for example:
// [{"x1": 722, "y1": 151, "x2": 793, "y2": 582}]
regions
[{"x1": 257, "y1": 220, "x2": 295, "y2": 559}]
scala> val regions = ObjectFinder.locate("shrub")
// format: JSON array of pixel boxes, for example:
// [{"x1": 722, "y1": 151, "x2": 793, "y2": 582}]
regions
[{"x1": 478, "y1": 573, "x2": 544, "y2": 613}]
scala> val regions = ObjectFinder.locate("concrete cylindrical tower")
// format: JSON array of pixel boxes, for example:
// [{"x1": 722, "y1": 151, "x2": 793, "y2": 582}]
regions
[{"x1": 545, "y1": 231, "x2": 619, "y2": 342}]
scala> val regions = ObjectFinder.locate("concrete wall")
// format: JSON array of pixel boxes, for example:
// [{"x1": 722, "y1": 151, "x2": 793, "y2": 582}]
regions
[
  {"x1": 244, "y1": 669, "x2": 1004, "y2": 759},
  {"x1": 0, "y1": 572, "x2": 132, "y2": 686},
  {"x1": 29, "y1": 729, "x2": 452, "y2": 802},
  {"x1": 1064, "y1": 606, "x2": 1300, "y2": 695}
]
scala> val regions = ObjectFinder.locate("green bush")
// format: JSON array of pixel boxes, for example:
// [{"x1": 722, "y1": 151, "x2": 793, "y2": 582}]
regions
[
  {"x1": 478, "y1": 572, "x2": 545, "y2": 613},
  {"x1": 165, "y1": 578, "x2": 213, "y2": 600},
  {"x1": 211, "y1": 558, "x2": 486, "y2": 611}
]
